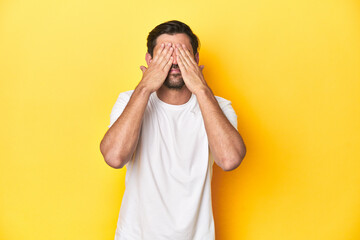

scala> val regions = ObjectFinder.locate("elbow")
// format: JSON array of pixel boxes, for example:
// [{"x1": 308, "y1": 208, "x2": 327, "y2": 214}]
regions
[
  {"x1": 103, "y1": 154, "x2": 126, "y2": 169},
  {"x1": 104, "y1": 156, "x2": 125, "y2": 169},
  {"x1": 100, "y1": 141, "x2": 125, "y2": 169},
  {"x1": 221, "y1": 158, "x2": 241, "y2": 171},
  {"x1": 222, "y1": 147, "x2": 246, "y2": 172}
]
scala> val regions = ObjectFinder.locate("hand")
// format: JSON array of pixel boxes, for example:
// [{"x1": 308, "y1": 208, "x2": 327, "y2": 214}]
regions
[
  {"x1": 175, "y1": 43, "x2": 207, "y2": 94},
  {"x1": 139, "y1": 42, "x2": 174, "y2": 93}
]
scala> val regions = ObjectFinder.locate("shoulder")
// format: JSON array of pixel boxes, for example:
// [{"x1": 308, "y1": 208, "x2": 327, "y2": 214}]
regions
[
  {"x1": 118, "y1": 89, "x2": 134, "y2": 98},
  {"x1": 214, "y1": 95, "x2": 238, "y2": 130},
  {"x1": 113, "y1": 89, "x2": 134, "y2": 103},
  {"x1": 214, "y1": 95, "x2": 232, "y2": 108},
  {"x1": 214, "y1": 95, "x2": 236, "y2": 116},
  {"x1": 111, "y1": 89, "x2": 135, "y2": 111},
  {"x1": 108, "y1": 90, "x2": 135, "y2": 128}
]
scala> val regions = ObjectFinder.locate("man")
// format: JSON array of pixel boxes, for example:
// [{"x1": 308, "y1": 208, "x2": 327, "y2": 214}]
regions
[{"x1": 100, "y1": 20, "x2": 246, "y2": 240}]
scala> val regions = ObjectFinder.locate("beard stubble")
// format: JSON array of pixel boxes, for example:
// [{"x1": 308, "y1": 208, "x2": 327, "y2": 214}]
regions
[{"x1": 163, "y1": 65, "x2": 185, "y2": 90}]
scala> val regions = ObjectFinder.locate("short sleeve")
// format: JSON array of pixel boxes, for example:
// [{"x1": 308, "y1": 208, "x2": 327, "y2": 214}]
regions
[
  {"x1": 108, "y1": 91, "x2": 132, "y2": 128},
  {"x1": 215, "y1": 96, "x2": 238, "y2": 130}
]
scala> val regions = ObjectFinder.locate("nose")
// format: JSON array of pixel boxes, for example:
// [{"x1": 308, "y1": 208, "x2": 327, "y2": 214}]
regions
[{"x1": 171, "y1": 47, "x2": 177, "y2": 64}]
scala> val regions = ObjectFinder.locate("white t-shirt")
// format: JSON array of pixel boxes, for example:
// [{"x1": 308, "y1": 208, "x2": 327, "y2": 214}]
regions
[{"x1": 108, "y1": 90, "x2": 238, "y2": 240}]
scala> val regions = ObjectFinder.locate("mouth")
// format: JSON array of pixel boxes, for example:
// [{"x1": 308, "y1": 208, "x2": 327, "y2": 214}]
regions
[{"x1": 170, "y1": 68, "x2": 181, "y2": 73}]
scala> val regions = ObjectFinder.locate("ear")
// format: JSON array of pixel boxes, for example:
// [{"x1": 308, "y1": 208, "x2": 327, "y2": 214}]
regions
[
  {"x1": 145, "y1": 52, "x2": 153, "y2": 66},
  {"x1": 195, "y1": 52, "x2": 199, "y2": 64}
]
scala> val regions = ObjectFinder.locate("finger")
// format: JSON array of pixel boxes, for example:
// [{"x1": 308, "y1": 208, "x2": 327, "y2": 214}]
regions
[
  {"x1": 181, "y1": 44, "x2": 197, "y2": 65},
  {"x1": 160, "y1": 46, "x2": 174, "y2": 69},
  {"x1": 140, "y1": 65, "x2": 147, "y2": 73},
  {"x1": 159, "y1": 43, "x2": 173, "y2": 68},
  {"x1": 176, "y1": 45, "x2": 192, "y2": 68},
  {"x1": 176, "y1": 53, "x2": 187, "y2": 72},
  {"x1": 152, "y1": 43, "x2": 165, "y2": 62},
  {"x1": 156, "y1": 42, "x2": 172, "y2": 64},
  {"x1": 163, "y1": 56, "x2": 174, "y2": 72},
  {"x1": 175, "y1": 47, "x2": 189, "y2": 69}
]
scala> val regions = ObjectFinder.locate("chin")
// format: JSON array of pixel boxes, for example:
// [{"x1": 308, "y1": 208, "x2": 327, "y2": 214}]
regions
[{"x1": 164, "y1": 75, "x2": 185, "y2": 89}]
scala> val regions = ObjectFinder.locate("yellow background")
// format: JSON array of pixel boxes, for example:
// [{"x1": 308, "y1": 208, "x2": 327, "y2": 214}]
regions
[{"x1": 1, "y1": 0, "x2": 359, "y2": 239}]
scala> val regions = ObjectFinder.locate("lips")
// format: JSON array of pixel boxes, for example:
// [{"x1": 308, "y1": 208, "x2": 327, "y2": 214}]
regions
[{"x1": 170, "y1": 68, "x2": 180, "y2": 73}]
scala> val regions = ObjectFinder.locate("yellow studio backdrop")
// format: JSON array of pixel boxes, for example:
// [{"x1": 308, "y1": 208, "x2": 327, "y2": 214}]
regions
[{"x1": 0, "y1": 0, "x2": 359, "y2": 239}]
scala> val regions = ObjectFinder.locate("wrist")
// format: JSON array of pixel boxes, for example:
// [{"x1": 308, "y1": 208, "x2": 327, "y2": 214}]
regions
[
  {"x1": 136, "y1": 82, "x2": 153, "y2": 96},
  {"x1": 193, "y1": 84, "x2": 212, "y2": 97}
]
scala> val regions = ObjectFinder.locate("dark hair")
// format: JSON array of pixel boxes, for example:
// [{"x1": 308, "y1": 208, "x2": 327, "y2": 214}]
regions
[{"x1": 147, "y1": 20, "x2": 200, "y2": 58}]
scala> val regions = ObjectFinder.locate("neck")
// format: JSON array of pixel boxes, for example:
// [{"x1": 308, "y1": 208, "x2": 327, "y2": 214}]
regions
[{"x1": 156, "y1": 85, "x2": 192, "y2": 105}]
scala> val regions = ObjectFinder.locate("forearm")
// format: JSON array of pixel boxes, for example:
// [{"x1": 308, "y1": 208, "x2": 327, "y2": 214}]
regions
[
  {"x1": 195, "y1": 86, "x2": 246, "y2": 171},
  {"x1": 100, "y1": 84, "x2": 151, "y2": 168}
]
